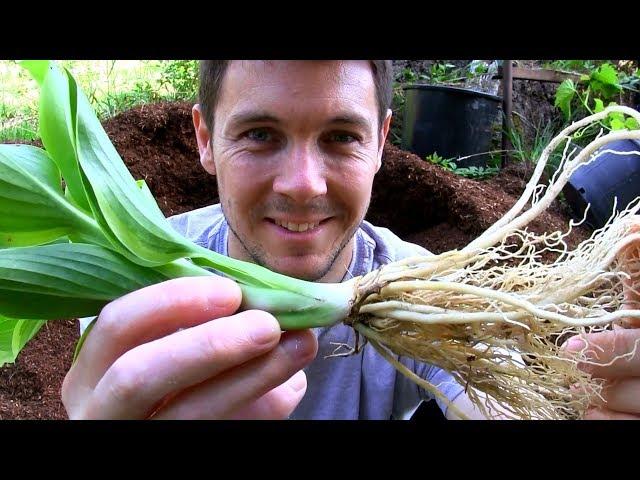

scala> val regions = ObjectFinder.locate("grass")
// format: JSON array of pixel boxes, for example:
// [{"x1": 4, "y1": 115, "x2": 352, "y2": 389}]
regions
[{"x1": 0, "y1": 60, "x2": 197, "y2": 142}]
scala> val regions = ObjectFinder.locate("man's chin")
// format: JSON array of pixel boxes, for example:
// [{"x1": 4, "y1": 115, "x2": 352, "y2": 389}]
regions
[{"x1": 267, "y1": 259, "x2": 331, "y2": 282}]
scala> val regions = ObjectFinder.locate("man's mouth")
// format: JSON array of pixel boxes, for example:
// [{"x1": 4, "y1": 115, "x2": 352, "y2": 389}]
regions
[
  {"x1": 267, "y1": 217, "x2": 331, "y2": 233},
  {"x1": 273, "y1": 219, "x2": 318, "y2": 232}
]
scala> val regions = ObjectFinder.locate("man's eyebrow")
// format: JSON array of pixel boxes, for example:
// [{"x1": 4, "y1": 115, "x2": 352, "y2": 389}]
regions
[
  {"x1": 327, "y1": 113, "x2": 372, "y2": 130},
  {"x1": 227, "y1": 110, "x2": 373, "y2": 130},
  {"x1": 227, "y1": 111, "x2": 281, "y2": 126}
]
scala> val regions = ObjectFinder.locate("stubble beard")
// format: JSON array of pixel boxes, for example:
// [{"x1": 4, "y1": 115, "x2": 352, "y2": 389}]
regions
[
  {"x1": 220, "y1": 193, "x2": 369, "y2": 282},
  {"x1": 226, "y1": 217, "x2": 360, "y2": 282}
]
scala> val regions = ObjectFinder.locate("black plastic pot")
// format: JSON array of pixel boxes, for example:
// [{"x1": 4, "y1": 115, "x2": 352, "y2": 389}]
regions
[
  {"x1": 563, "y1": 138, "x2": 640, "y2": 229},
  {"x1": 401, "y1": 84, "x2": 502, "y2": 167}
]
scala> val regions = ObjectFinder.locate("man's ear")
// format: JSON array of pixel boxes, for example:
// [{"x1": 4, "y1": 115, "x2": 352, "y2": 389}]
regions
[
  {"x1": 192, "y1": 104, "x2": 216, "y2": 176},
  {"x1": 376, "y1": 108, "x2": 392, "y2": 172}
]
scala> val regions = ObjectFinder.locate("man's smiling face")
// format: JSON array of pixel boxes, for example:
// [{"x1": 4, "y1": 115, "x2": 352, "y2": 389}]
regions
[{"x1": 193, "y1": 60, "x2": 390, "y2": 281}]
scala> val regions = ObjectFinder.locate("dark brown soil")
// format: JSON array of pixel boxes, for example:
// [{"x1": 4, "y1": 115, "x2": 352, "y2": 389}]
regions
[
  {"x1": 370, "y1": 143, "x2": 590, "y2": 255},
  {"x1": 104, "y1": 101, "x2": 219, "y2": 216},
  {"x1": 0, "y1": 101, "x2": 592, "y2": 419},
  {"x1": 0, "y1": 320, "x2": 77, "y2": 419}
]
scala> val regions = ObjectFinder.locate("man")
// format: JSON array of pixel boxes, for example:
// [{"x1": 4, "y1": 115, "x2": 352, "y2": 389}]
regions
[{"x1": 62, "y1": 60, "x2": 640, "y2": 420}]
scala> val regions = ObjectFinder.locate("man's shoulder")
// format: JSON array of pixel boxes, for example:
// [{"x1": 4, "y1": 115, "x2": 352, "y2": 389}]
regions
[
  {"x1": 359, "y1": 219, "x2": 432, "y2": 264},
  {"x1": 167, "y1": 203, "x2": 225, "y2": 246}
]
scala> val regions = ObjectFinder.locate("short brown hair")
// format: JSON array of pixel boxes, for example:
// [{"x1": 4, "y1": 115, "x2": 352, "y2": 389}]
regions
[{"x1": 198, "y1": 60, "x2": 393, "y2": 133}]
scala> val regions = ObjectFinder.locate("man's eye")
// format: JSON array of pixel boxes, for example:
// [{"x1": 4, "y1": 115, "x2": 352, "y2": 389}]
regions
[
  {"x1": 328, "y1": 132, "x2": 358, "y2": 143},
  {"x1": 245, "y1": 128, "x2": 273, "y2": 142}
]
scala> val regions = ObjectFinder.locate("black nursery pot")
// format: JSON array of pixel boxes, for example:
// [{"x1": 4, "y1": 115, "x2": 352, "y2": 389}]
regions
[
  {"x1": 401, "y1": 84, "x2": 502, "y2": 167},
  {"x1": 563, "y1": 138, "x2": 640, "y2": 230}
]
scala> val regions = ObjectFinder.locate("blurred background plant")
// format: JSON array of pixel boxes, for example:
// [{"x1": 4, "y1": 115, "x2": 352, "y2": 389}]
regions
[
  {"x1": 505, "y1": 113, "x2": 564, "y2": 177},
  {"x1": 425, "y1": 151, "x2": 500, "y2": 180},
  {"x1": 0, "y1": 60, "x2": 199, "y2": 142},
  {"x1": 157, "y1": 60, "x2": 199, "y2": 101},
  {"x1": 553, "y1": 61, "x2": 639, "y2": 140}
]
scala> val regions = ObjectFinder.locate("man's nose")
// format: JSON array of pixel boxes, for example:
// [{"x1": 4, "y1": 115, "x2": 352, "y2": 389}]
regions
[{"x1": 272, "y1": 142, "x2": 327, "y2": 203}]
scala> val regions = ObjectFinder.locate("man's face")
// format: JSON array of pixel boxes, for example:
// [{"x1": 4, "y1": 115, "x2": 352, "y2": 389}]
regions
[{"x1": 194, "y1": 61, "x2": 391, "y2": 281}]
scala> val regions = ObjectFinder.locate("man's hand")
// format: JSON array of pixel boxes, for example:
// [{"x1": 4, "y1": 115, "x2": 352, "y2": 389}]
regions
[
  {"x1": 564, "y1": 219, "x2": 640, "y2": 419},
  {"x1": 62, "y1": 276, "x2": 318, "y2": 419}
]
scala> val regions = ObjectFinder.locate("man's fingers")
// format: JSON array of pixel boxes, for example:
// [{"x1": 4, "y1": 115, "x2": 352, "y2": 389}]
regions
[
  {"x1": 619, "y1": 229, "x2": 640, "y2": 326},
  {"x1": 563, "y1": 329, "x2": 640, "y2": 378},
  {"x1": 596, "y1": 377, "x2": 640, "y2": 415},
  {"x1": 583, "y1": 407, "x2": 640, "y2": 420},
  {"x1": 81, "y1": 310, "x2": 281, "y2": 419},
  {"x1": 228, "y1": 370, "x2": 308, "y2": 420},
  {"x1": 68, "y1": 276, "x2": 242, "y2": 389},
  {"x1": 151, "y1": 330, "x2": 317, "y2": 419}
]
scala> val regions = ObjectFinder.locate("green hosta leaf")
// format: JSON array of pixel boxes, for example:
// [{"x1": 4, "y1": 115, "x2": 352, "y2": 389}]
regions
[
  {"x1": 21, "y1": 61, "x2": 191, "y2": 267},
  {"x1": 20, "y1": 60, "x2": 91, "y2": 213},
  {"x1": 22, "y1": 62, "x2": 136, "y2": 260},
  {"x1": 18, "y1": 60, "x2": 48, "y2": 84},
  {"x1": 0, "y1": 243, "x2": 176, "y2": 320},
  {"x1": 0, "y1": 231, "x2": 69, "y2": 249},
  {"x1": 555, "y1": 79, "x2": 575, "y2": 120},
  {"x1": 40, "y1": 63, "x2": 198, "y2": 267},
  {"x1": 0, "y1": 315, "x2": 46, "y2": 367},
  {"x1": 135, "y1": 179, "x2": 156, "y2": 203},
  {"x1": 0, "y1": 144, "x2": 99, "y2": 248}
]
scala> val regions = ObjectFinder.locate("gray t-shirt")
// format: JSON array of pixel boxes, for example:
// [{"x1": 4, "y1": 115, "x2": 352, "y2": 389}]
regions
[{"x1": 167, "y1": 204, "x2": 465, "y2": 419}]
